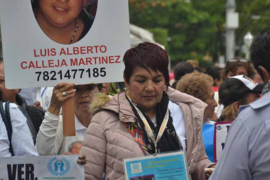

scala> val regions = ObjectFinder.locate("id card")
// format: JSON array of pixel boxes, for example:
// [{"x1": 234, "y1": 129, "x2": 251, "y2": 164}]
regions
[{"x1": 124, "y1": 151, "x2": 188, "y2": 180}]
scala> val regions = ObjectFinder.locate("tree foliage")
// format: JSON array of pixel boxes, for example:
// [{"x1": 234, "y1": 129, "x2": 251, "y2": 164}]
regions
[{"x1": 129, "y1": 0, "x2": 270, "y2": 64}]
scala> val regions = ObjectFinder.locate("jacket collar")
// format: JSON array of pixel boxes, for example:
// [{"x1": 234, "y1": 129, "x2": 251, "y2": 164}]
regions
[
  {"x1": 99, "y1": 92, "x2": 137, "y2": 123},
  {"x1": 249, "y1": 91, "x2": 270, "y2": 110}
]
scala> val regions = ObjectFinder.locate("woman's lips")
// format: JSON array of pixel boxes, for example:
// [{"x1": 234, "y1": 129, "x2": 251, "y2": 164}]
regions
[
  {"x1": 53, "y1": 6, "x2": 69, "y2": 13},
  {"x1": 80, "y1": 102, "x2": 90, "y2": 105},
  {"x1": 143, "y1": 96, "x2": 155, "y2": 99}
]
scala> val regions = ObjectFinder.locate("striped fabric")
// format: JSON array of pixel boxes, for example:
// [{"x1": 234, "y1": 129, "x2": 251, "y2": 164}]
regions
[{"x1": 124, "y1": 122, "x2": 148, "y2": 155}]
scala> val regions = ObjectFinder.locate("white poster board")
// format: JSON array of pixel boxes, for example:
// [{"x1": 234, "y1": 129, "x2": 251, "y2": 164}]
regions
[
  {"x1": 0, "y1": 155, "x2": 84, "y2": 180},
  {"x1": 0, "y1": 0, "x2": 130, "y2": 88},
  {"x1": 214, "y1": 122, "x2": 231, "y2": 162}
]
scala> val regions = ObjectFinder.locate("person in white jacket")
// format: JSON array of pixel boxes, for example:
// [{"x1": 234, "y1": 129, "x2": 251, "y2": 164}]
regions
[
  {"x1": 0, "y1": 102, "x2": 38, "y2": 157},
  {"x1": 36, "y1": 82, "x2": 102, "y2": 155}
]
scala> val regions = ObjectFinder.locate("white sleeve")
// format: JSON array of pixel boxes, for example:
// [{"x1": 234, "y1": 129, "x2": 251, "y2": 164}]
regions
[
  {"x1": 36, "y1": 111, "x2": 64, "y2": 155},
  {"x1": 217, "y1": 104, "x2": 224, "y2": 118},
  {"x1": 9, "y1": 104, "x2": 38, "y2": 156},
  {"x1": 169, "y1": 101, "x2": 186, "y2": 151}
]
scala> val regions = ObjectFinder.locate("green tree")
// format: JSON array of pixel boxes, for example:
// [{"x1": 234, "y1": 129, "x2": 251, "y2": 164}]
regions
[{"x1": 129, "y1": 0, "x2": 226, "y2": 64}]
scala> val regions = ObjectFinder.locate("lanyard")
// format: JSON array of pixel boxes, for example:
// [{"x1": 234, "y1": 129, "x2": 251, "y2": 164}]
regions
[{"x1": 127, "y1": 95, "x2": 169, "y2": 154}]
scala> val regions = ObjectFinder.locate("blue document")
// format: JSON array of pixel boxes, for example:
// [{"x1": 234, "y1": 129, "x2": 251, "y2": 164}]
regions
[{"x1": 124, "y1": 151, "x2": 188, "y2": 180}]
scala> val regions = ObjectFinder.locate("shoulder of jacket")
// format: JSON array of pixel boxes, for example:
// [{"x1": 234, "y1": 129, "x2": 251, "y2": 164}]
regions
[
  {"x1": 90, "y1": 110, "x2": 120, "y2": 130},
  {"x1": 90, "y1": 93, "x2": 112, "y2": 115}
]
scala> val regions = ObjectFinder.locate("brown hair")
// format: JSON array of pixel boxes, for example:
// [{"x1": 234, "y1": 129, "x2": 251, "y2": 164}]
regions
[
  {"x1": 176, "y1": 72, "x2": 213, "y2": 102},
  {"x1": 222, "y1": 57, "x2": 255, "y2": 80}
]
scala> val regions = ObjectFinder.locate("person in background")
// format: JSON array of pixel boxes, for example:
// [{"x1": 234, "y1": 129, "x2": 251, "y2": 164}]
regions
[
  {"x1": 187, "y1": 59, "x2": 199, "y2": 71},
  {"x1": 210, "y1": 27, "x2": 270, "y2": 180},
  {"x1": 222, "y1": 57, "x2": 255, "y2": 80},
  {"x1": 205, "y1": 67, "x2": 224, "y2": 121},
  {"x1": 81, "y1": 42, "x2": 214, "y2": 180},
  {"x1": 36, "y1": 83, "x2": 102, "y2": 155},
  {"x1": 0, "y1": 88, "x2": 38, "y2": 157},
  {"x1": 216, "y1": 58, "x2": 255, "y2": 117},
  {"x1": 176, "y1": 72, "x2": 218, "y2": 162},
  {"x1": 0, "y1": 60, "x2": 45, "y2": 143},
  {"x1": 217, "y1": 75, "x2": 263, "y2": 122},
  {"x1": 176, "y1": 72, "x2": 217, "y2": 124},
  {"x1": 206, "y1": 67, "x2": 223, "y2": 91},
  {"x1": 171, "y1": 61, "x2": 194, "y2": 88}
]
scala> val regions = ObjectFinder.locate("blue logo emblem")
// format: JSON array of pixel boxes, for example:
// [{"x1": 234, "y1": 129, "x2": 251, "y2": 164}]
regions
[
  {"x1": 48, "y1": 157, "x2": 71, "y2": 176},
  {"x1": 132, "y1": 163, "x2": 140, "y2": 170},
  {"x1": 217, "y1": 126, "x2": 222, "y2": 130}
]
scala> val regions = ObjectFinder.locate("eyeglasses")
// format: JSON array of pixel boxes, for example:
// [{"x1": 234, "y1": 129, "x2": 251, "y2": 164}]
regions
[{"x1": 226, "y1": 58, "x2": 248, "y2": 63}]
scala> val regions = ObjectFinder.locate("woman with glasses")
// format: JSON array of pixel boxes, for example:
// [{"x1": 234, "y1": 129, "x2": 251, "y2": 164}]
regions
[
  {"x1": 36, "y1": 83, "x2": 102, "y2": 155},
  {"x1": 223, "y1": 58, "x2": 255, "y2": 80},
  {"x1": 31, "y1": 0, "x2": 96, "y2": 44},
  {"x1": 217, "y1": 57, "x2": 256, "y2": 117}
]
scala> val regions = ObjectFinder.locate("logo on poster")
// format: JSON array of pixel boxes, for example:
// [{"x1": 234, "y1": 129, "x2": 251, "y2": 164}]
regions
[
  {"x1": 48, "y1": 157, "x2": 70, "y2": 176},
  {"x1": 131, "y1": 163, "x2": 142, "y2": 174}
]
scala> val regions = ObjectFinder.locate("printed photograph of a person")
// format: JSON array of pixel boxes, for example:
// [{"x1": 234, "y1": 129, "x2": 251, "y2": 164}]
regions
[{"x1": 31, "y1": 0, "x2": 98, "y2": 44}]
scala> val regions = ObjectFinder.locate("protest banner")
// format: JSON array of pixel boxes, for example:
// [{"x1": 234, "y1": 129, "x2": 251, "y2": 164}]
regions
[
  {"x1": 124, "y1": 151, "x2": 189, "y2": 180},
  {"x1": 213, "y1": 122, "x2": 232, "y2": 162},
  {"x1": 0, "y1": 155, "x2": 84, "y2": 180},
  {"x1": 0, "y1": 0, "x2": 130, "y2": 136},
  {"x1": 0, "y1": 0, "x2": 130, "y2": 89}
]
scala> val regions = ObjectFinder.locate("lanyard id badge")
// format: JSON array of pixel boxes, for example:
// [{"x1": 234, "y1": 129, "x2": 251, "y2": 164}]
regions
[{"x1": 126, "y1": 94, "x2": 169, "y2": 155}]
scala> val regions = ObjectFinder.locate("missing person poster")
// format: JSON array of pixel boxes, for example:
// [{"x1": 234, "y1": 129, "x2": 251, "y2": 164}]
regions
[
  {"x1": 0, "y1": 0, "x2": 130, "y2": 88},
  {"x1": 124, "y1": 151, "x2": 189, "y2": 180},
  {"x1": 0, "y1": 155, "x2": 84, "y2": 180},
  {"x1": 214, "y1": 122, "x2": 232, "y2": 162}
]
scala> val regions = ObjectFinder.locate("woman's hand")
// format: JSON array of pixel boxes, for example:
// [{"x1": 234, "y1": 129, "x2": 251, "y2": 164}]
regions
[
  {"x1": 33, "y1": 101, "x2": 43, "y2": 110},
  {"x1": 48, "y1": 82, "x2": 76, "y2": 115},
  {"x1": 62, "y1": 152, "x2": 86, "y2": 165},
  {"x1": 77, "y1": 155, "x2": 86, "y2": 165},
  {"x1": 205, "y1": 166, "x2": 215, "y2": 179}
]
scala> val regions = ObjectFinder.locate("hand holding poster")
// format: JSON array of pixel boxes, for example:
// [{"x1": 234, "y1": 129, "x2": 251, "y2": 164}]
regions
[
  {"x1": 0, "y1": 0, "x2": 130, "y2": 136},
  {"x1": 214, "y1": 122, "x2": 232, "y2": 162},
  {"x1": 0, "y1": 0, "x2": 130, "y2": 89},
  {"x1": 0, "y1": 155, "x2": 84, "y2": 180}
]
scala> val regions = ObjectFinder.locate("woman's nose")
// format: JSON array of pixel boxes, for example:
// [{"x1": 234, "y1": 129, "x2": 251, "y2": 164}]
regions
[
  {"x1": 145, "y1": 81, "x2": 154, "y2": 91},
  {"x1": 56, "y1": 0, "x2": 69, "y2": 3},
  {"x1": 213, "y1": 99, "x2": 218, "y2": 107},
  {"x1": 80, "y1": 90, "x2": 90, "y2": 98}
]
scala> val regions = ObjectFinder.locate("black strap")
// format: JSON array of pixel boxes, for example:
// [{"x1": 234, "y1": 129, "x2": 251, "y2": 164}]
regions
[
  {"x1": 0, "y1": 101, "x2": 14, "y2": 156},
  {"x1": 19, "y1": 107, "x2": 37, "y2": 144}
]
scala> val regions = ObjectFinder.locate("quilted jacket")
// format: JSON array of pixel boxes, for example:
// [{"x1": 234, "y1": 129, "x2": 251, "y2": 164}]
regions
[{"x1": 80, "y1": 87, "x2": 214, "y2": 180}]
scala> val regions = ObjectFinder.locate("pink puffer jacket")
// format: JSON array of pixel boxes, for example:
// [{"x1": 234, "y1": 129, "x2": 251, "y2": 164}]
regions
[{"x1": 81, "y1": 88, "x2": 214, "y2": 180}]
